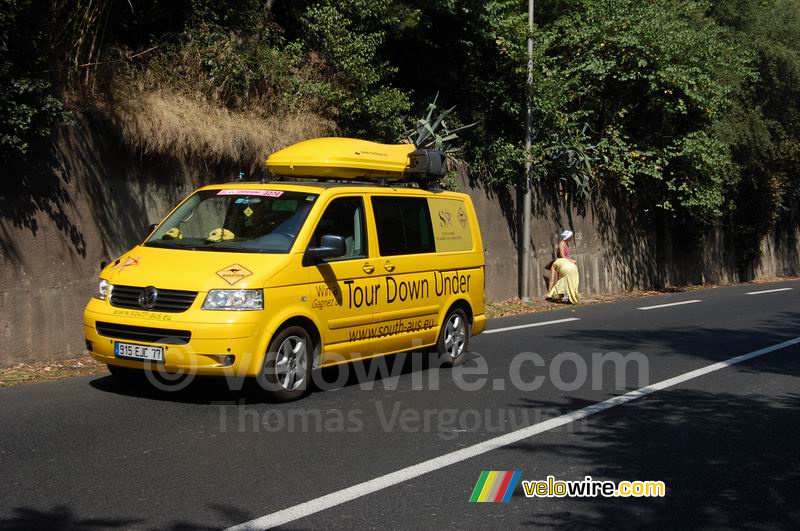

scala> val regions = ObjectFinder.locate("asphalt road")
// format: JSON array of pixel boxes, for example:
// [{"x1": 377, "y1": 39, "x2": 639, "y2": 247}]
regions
[{"x1": 1, "y1": 281, "x2": 799, "y2": 530}]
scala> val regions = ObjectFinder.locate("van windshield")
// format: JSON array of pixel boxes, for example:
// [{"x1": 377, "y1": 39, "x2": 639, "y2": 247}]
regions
[{"x1": 145, "y1": 189, "x2": 317, "y2": 253}]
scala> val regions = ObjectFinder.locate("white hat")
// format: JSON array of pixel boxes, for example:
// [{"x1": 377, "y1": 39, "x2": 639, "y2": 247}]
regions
[{"x1": 560, "y1": 230, "x2": 573, "y2": 241}]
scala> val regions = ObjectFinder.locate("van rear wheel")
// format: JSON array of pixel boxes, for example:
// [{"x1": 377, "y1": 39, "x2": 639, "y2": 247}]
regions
[
  {"x1": 258, "y1": 326, "x2": 313, "y2": 402},
  {"x1": 437, "y1": 308, "x2": 470, "y2": 367}
]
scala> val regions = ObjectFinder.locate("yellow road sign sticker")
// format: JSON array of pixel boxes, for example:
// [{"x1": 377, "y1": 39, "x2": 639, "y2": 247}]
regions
[{"x1": 216, "y1": 264, "x2": 253, "y2": 285}]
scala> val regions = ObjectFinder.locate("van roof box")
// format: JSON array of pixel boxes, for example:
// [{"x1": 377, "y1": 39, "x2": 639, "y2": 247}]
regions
[{"x1": 265, "y1": 137, "x2": 446, "y2": 182}]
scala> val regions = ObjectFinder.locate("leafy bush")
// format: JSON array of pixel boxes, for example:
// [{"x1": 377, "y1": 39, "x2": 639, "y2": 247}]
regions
[{"x1": 0, "y1": 1, "x2": 67, "y2": 163}]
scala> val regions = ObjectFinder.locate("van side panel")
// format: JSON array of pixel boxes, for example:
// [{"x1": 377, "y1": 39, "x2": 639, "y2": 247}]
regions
[
  {"x1": 368, "y1": 193, "x2": 485, "y2": 356},
  {"x1": 263, "y1": 243, "x2": 376, "y2": 367}
]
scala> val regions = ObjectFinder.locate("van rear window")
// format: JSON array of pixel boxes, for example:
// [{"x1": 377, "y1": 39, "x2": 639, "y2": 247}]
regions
[{"x1": 371, "y1": 196, "x2": 435, "y2": 256}]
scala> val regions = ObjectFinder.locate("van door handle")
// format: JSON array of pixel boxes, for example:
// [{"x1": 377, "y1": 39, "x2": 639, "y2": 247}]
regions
[
  {"x1": 383, "y1": 261, "x2": 396, "y2": 272},
  {"x1": 362, "y1": 262, "x2": 375, "y2": 274}
]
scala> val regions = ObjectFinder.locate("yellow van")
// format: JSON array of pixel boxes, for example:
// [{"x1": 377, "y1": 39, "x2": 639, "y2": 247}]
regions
[{"x1": 83, "y1": 138, "x2": 486, "y2": 400}]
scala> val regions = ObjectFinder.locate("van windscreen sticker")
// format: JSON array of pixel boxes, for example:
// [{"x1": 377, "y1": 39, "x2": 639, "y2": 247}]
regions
[{"x1": 217, "y1": 189, "x2": 283, "y2": 197}]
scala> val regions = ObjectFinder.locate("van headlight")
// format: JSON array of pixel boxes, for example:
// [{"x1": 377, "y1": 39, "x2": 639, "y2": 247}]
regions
[
  {"x1": 95, "y1": 279, "x2": 112, "y2": 301},
  {"x1": 202, "y1": 289, "x2": 263, "y2": 310}
]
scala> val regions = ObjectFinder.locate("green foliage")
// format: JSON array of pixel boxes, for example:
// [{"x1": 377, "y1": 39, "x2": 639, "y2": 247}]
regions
[
  {"x1": 422, "y1": 0, "x2": 755, "y2": 225},
  {"x1": 709, "y1": 0, "x2": 800, "y2": 264},
  {"x1": 538, "y1": 123, "x2": 599, "y2": 198},
  {"x1": 295, "y1": 0, "x2": 415, "y2": 139},
  {"x1": 377, "y1": 0, "x2": 531, "y2": 183},
  {"x1": 133, "y1": 0, "x2": 417, "y2": 139},
  {"x1": 531, "y1": 0, "x2": 753, "y2": 222},
  {"x1": 0, "y1": 1, "x2": 67, "y2": 162},
  {"x1": 143, "y1": 18, "x2": 294, "y2": 114},
  {"x1": 2, "y1": 0, "x2": 799, "y2": 269},
  {"x1": 438, "y1": 169, "x2": 462, "y2": 192},
  {"x1": 402, "y1": 93, "x2": 476, "y2": 153}
]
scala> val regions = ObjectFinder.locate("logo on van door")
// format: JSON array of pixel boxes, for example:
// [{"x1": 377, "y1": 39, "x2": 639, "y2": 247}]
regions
[{"x1": 438, "y1": 209, "x2": 452, "y2": 228}]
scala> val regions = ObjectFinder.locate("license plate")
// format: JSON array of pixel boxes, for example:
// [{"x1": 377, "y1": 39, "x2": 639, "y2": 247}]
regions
[{"x1": 114, "y1": 341, "x2": 164, "y2": 362}]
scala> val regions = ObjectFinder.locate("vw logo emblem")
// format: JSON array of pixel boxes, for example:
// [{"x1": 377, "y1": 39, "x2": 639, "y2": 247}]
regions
[{"x1": 138, "y1": 286, "x2": 158, "y2": 309}]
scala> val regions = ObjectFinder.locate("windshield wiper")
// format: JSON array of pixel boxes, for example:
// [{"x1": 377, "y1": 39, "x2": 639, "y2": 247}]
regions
[
  {"x1": 203, "y1": 245, "x2": 264, "y2": 253},
  {"x1": 146, "y1": 242, "x2": 202, "y2": 251},
  {"x1": 146, "y1": 241, "x2": 182, "y2": 249}
]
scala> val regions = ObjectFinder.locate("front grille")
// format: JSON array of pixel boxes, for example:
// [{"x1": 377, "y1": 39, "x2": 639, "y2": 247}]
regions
[
  {"x1": 96, "y1": 321, "x2": 192, "y2": 345},
  {"x1": 110, "y1": 285, "x2": 197, "y2": 312}
]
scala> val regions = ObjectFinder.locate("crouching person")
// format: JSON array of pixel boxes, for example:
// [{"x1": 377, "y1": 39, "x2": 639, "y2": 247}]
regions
[{"x1": 546, "y1": 257, "x2": 579, "y2": 304}]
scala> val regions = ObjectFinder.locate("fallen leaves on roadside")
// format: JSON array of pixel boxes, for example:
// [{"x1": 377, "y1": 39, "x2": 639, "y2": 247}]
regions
[
  {"x1": 0, "y1": 356, "x2": 105, "y2": 387},
  {"x1": 485, "y1": 277, "x2": 799, "y2": 319}
]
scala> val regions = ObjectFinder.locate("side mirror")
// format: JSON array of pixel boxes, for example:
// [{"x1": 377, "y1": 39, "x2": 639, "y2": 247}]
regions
[
  {"x1": 147, "y1": 223, "x2": 158, "y2": 238},
  {"x1": 304, "y1": 234, "x2": 347, "y2": 265}
]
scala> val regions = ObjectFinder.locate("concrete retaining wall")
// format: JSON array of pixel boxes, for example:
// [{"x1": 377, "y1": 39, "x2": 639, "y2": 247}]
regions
[
  {"x1": 463, "y1": 173, "x2": 799, "y2": 302},
  {"x1": 1, "y1": 117, "x2": 798, "y2": 365}
]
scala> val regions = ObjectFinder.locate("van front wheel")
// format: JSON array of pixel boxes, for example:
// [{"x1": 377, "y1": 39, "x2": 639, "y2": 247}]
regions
[
  {"x1": 437, "y1": 308, "x2": 470, "y2": 367},
  {"x1": 258, "y1": 326, "x2": 313, "y2": 402}
]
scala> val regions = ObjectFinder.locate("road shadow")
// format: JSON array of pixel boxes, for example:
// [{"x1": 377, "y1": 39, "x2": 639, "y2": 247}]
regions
[
  {"x1": 0, "y1": 503, "x2": 254, "y2": 531},
  {"x1": 0, "y1": 506, "x2": 138, "y2": 531},
  {"x1": 88, "y1": 348, "x2": 464, "y2": 405},
  {"x1": 550, "y1": 310, "x2": 800, "y2": 380},
  {"x1": 503, "y1": 388, "x2": 800, "y2": 529}
]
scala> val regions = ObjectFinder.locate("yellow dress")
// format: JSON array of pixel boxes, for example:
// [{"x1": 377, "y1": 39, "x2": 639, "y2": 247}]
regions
[{"x1": 547, "y1": 258, "x2": 579, "y2": 304}]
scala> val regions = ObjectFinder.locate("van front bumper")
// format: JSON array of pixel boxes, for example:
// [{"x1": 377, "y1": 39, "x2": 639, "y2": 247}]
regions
[{"x1": 84, "y1": 303, "x2": 268, "y2": 377}]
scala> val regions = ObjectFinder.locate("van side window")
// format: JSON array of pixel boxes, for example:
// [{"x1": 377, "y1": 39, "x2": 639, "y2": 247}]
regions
[
  {"x1": 371, "y1": 196, "x2": 435, "y2": 256},
  {"x1": 310, "y1": 197, "x2": 367, "y2": 259}
]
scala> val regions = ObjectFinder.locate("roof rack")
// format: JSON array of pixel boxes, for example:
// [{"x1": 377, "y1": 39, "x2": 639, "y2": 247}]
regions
[
  {"x1": 264, "y1": 137, "x2": 448, "y2": 188},
  {"x1": 223, "y1": 177, "x2": 444, "y2": 191}
]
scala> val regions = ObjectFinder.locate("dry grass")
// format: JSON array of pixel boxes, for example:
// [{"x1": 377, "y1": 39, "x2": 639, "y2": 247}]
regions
[{"x1": 110, "y1": 91, "x2": 335, "y2": 173}]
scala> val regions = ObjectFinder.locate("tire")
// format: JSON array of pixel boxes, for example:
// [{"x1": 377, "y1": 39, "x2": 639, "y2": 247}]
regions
[
  {"x1": 107, "y1": 364, "x2": 144, "y2": 384},
  {"x1": 436, "y1": 307, "x2": 470, "y2": 367},
  {"x1": 257, "y1": 326, "x2": 313, "y2": 402}
]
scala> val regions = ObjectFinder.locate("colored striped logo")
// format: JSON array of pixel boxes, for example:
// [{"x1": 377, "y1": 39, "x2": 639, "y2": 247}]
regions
[{"x1": 469, "y1": 471, "x2": 521, "y2": 502}]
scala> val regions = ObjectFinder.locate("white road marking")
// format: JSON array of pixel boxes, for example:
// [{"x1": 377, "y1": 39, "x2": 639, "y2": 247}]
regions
[
  {"x1": 637, "y1": 300, "x2": 702, "y2": 311},
  {"x1": 226, "y1": 336, "x2": 800, "y2": 531},
  {"x1": 746, "y1": 287, "x2": 794, "y2": 295},
  {"x1": 484, "y1": 317, "x2": 581, "y2": 334}
]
